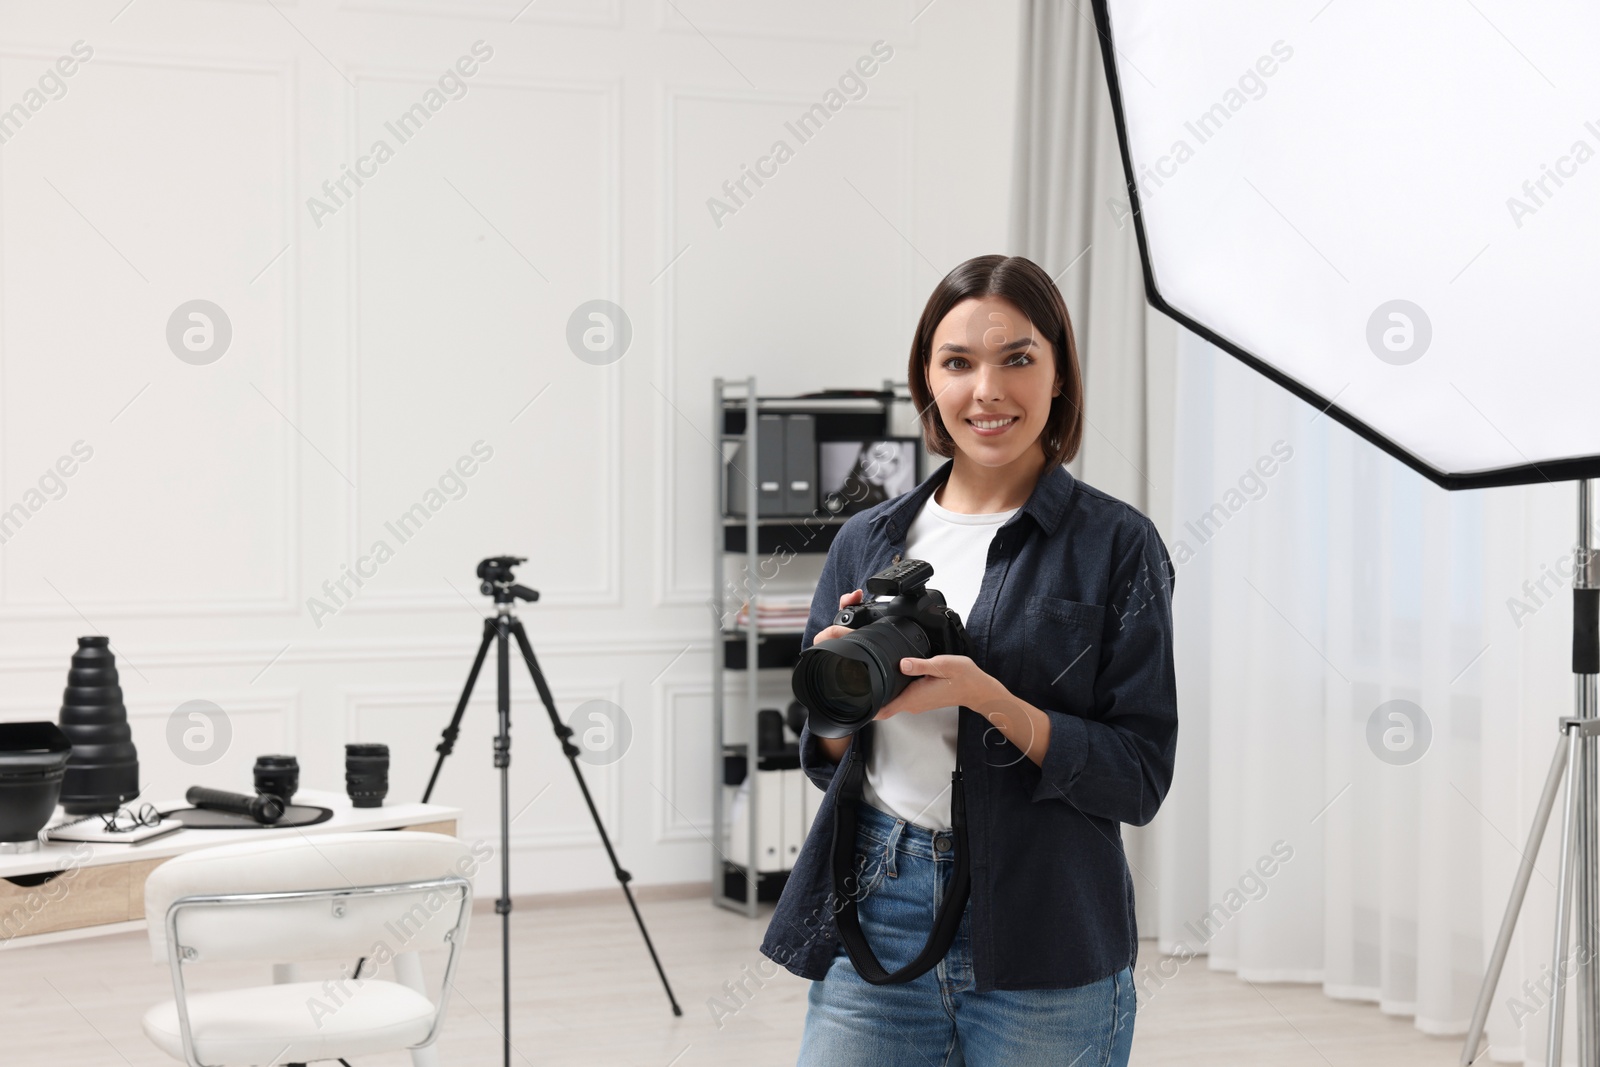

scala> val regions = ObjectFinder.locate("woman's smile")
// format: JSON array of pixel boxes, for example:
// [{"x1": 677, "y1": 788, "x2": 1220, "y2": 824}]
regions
[{"x1": 966, "y1": 414, "x2": 1020, "y2": 436}]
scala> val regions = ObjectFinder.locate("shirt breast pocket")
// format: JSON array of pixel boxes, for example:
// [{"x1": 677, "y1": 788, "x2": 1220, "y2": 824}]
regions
[{"x1": 1021, "y1": 595, "x2": 1104, "y2": 715}]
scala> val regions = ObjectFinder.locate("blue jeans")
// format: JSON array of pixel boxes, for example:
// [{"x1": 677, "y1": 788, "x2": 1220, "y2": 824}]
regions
[{"x1": 797, "y1": 801, "x2": 1136, "y2": 1067}]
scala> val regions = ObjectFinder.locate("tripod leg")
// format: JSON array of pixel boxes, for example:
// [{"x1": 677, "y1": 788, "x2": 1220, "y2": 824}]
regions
[
  {"x1": 422, "y1": 619, "x2": 496, "y2": 804},
  {"x1": 508, "y1": 619, "x2": 684, "y2": 1017},
  {"x1": 495, "y1": 618, "x2": 513, "y2": 1067},
  {"x1": 1461, "y1": 732, "x2": 1571, "y2": 1065},
  {"x1": 1589, "y1": 728, "x2": 1600, "y2": 1067},
  {"x1": 1549, "y1": 723, "x2": 1585, "y2": 1067},
  {"x1": 1580, "y1": 725, "x2": 1595, "y2": 1067}
]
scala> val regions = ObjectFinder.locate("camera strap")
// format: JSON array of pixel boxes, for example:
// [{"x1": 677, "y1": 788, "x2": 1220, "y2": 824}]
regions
[{"x1": 830, "y1": 722, "x2": 970, "y2": 984}]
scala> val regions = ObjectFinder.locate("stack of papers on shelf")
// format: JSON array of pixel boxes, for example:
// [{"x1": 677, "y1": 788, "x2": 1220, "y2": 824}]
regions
[{"x1": 733, "y1": 593, "x2": 814, "y2": 631}]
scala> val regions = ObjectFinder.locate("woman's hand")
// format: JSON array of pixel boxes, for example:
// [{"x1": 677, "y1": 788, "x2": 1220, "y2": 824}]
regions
[
  {"x1": 811, "y1": 589, "x2": 867, "y2": 764},
  {"x1": 810, "y1": 588, "x2": 1047, "y2": 769},
  {"x1": 810, "y1": 587, "x2": 865, "y2": 647},
  {"x1": 814, "y1": 588, "x2": 1003, "y2": 724},
  {"x1": 876, "y1": 653, "x2": 999, "y2": 721},
  {"x1": 879, "y1": 648, "x2": 1045, "y2": 768}
]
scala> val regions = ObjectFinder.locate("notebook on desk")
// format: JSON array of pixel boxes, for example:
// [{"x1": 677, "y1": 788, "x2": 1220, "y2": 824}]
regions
[{"x1": 44, "y1": 815, "x2": 184, "y2": 846}]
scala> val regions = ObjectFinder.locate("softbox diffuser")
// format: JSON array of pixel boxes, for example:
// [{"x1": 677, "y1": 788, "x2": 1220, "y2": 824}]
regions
[{"x1": 1091, "y1": 1, "x2": 1600, "y2": 490}]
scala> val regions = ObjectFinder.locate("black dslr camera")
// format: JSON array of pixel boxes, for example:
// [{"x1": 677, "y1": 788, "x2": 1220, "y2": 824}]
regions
[{"x1": 791, "y1": 558, "x2": 971, "y2": 739}]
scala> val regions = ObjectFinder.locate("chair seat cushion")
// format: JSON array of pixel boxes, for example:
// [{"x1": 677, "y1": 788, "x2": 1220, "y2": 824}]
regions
[{"x1": 142, "y1": 979, "x2": 436, "y2": 1065}]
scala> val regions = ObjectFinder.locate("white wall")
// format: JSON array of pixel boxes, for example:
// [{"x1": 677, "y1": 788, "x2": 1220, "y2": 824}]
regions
[{"x1": 0, "y1": 0, "x2": 1021, "y2": 896}]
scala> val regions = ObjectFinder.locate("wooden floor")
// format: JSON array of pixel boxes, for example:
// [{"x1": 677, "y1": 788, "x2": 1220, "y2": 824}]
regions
[{"x1": 2, "y1": 883, "x2": 1466, "y2": 1066}]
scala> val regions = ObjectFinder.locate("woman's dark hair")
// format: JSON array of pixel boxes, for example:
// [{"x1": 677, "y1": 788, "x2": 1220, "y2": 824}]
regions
[{"x1": 906, "y1": 254, "x2": 1084, "y2": 469}]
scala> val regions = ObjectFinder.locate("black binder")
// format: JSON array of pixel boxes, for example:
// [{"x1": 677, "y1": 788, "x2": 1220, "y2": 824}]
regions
[
  {"x1": 726, "y1": 413, "x2": 785, "y2": 516},
  {"x1": 783, "y1": 414, "x2": 816, "y2": 516}
]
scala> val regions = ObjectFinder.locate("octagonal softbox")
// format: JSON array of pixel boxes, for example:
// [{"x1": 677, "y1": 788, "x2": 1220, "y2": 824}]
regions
[{"x1": 1091, "y1": 1, "x2": 1600, "y2": 489}]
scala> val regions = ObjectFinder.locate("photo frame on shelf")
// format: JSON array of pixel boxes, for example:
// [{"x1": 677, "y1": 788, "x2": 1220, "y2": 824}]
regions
[{"x1": 817, "y1": 437, "x2": 921, "y2": 516}]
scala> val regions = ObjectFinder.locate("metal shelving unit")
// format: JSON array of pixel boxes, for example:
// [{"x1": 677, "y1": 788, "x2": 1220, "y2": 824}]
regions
[{"x1": 710, "y1": 376, "x2": 915, "y2": 917}]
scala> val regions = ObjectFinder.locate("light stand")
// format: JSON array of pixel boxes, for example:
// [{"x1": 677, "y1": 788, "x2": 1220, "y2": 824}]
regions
[
  {"x1": 1463, "y1": 483, "x2": 1600, "y2": 1066},
  {"x1": 423, "y1": 556, "x2": 683, "y2": 1067}
]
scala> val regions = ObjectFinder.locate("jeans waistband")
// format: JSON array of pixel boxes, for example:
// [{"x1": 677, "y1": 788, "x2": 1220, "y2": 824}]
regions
[{"x1": 855, "y1": 799, "x2": 956, "y2": 861}]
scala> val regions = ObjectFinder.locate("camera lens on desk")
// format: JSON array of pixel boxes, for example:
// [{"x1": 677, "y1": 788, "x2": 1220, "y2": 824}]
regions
[
  {"x1": 345, "y1": 743, "x2": 389, "y2": 808},
  {"x1": 253, "y1": 754, "x2": 299, "y2": 805}
]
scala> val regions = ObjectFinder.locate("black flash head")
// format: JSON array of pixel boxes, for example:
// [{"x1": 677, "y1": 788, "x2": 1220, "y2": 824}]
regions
[{"x1": 864, "y1": 557, "x2": 933, "y2": 598}]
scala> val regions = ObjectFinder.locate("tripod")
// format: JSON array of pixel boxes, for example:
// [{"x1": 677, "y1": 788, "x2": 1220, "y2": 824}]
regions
[
  {"x1": 1463, "y1": 483, "x2": 1600, "y2": 1066},
  {"x1": 422, "y1": 556, "x2": 682, "y2": 1067}
]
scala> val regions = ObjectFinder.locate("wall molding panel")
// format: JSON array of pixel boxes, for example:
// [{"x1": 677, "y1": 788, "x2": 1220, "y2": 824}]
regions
[
  {"x1": 653, "y1": 678, "x2": 713, "y2": 845},
  {"x1": 0, "y1": 0, "x2": 1021, "y2": 895}
]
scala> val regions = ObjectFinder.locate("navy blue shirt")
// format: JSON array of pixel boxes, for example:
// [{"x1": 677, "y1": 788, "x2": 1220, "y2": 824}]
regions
[{"x1": 758, "y1": 456, "x2": 1178, "y2": 990}]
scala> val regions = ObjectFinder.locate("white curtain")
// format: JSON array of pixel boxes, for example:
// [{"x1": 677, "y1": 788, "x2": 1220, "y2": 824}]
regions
[
  {"x1": 1166, "y1": 327, "x2": 1584, "y2": 1064},
  {"x1": 1008, "y1": 0, "x2": 1181, "y2": 948},
  {"x1": 1008, "y1": 6, "x2": 1585, "y2": 1061},
  {"x1": 1008, "y1": 0, "x2": 1173, "y2": 520}
]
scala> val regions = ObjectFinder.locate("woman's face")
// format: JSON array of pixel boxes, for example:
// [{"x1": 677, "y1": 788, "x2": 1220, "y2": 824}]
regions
[{"x1": 926, "y1": 296, "x2": 1058, "y2": 467}]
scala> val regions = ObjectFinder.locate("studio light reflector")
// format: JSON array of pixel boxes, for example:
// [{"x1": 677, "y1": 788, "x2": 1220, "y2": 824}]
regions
[{"x1": 1091, "y1": 0, "x2": 1600, "y2": 489}]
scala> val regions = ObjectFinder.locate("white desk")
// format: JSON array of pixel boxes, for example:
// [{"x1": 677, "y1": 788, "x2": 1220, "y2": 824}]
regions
[{"x1": 0, "y1": 789, "x2": 462, "y2": 949}]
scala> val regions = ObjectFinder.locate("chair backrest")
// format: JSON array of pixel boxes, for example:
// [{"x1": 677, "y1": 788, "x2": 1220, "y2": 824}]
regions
[{"x1": 144, "y1": 831, "x2": 475, "y2": 966}]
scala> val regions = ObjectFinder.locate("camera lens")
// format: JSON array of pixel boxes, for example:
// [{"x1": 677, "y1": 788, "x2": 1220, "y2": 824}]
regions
[
  {"x1": 817, "y1": 658, "x2": 872, "y2": 714},
  {"x1": 253, "y1": 754, "x2": 299, "y2": 805},
  {"x1": 793, "y1": 616, "x2": 931, "y2": 738},
  {"x1": 345, "y1": 743, "x2": 389, "y2": 808}
]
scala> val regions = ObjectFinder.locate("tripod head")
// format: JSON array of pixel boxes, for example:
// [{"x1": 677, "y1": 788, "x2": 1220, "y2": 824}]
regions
[{"x1": 477, "y1": 555, "x2": 540, "y2": 609}]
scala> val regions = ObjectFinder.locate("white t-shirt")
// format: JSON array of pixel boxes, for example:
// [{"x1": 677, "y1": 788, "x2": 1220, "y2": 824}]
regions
[{"x1": 862, "y1": 490, "x2": 1018, "y2": 830}]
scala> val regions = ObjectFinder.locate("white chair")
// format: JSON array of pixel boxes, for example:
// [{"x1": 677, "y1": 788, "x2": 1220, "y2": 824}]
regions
[{"x1": 141, "y1": 831, "x2": 474, "y2": 1067}]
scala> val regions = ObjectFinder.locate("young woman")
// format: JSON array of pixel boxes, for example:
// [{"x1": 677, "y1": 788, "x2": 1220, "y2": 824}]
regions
[{"x1": 759, "y1": 254, "x2": 1179, "y2": 1066}]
